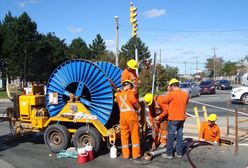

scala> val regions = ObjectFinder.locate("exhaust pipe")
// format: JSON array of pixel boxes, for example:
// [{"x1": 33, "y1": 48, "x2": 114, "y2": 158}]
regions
[{"x1": 144, "y1": 148, "x2": 167, "y2": 161}]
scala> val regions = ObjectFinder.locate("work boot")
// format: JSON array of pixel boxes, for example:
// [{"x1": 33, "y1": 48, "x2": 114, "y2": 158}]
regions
[
  {"x1": 158, "y1": 143, "x2": 166, "y2": 149},
  {"x1": 162, "y1": 153, "x2": 173, "y2": 159},
  {"x1": 175, "y1": 153, "x2": 182, "y2": 158}
]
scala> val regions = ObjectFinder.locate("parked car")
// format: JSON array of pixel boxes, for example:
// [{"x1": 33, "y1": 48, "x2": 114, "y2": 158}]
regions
[
  {"x1": 199, "y1": 80, "x2": 216, "y2": 94},
  {"x1": 216, "y1": 80, "x2": 232, "y2": 90},
  {"x1": 231, "y1": 86, "x2": 248, "y2": 104},
  {"x1": 179, "y1": 82, "x2": 201, "y2": 98}
]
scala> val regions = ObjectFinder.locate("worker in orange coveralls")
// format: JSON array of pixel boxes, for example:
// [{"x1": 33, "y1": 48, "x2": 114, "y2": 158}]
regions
[
  {"x1": 115, "y1": 80, "x2": 141, "y2": 159},
  {"x1": 121, "y1": 59, "x2": 139, "y2": 98},
  {"x1": 199, "y1": 113, "x2": 220, "y2": 144},
  {"x1": 143, "y1": 93, "x2": 168, "y2": 151}
]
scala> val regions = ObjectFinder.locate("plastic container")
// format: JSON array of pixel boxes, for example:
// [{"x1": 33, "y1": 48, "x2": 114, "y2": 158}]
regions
[
  {"x1": 110, "y1": 145, "x2": 117, "y2": 158},
  {"x1": 85, "y1": 145, "x2": 94, "y2": 161},
  {"x1": 77, "y1": 148, "x2": 88, "y2": 164}
]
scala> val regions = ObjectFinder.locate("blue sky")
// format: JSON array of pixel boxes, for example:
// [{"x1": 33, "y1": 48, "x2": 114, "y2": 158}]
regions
[{"x1": 1, "y1": 0, "x2": 248, "y2": 74}]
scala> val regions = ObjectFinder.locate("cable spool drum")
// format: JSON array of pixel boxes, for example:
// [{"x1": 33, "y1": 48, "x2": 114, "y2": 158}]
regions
[{"x1": 45, "y1": 59, "x2": 116, "y2": 125}]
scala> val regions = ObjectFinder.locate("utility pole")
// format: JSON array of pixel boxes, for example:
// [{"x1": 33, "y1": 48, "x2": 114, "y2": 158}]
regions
[
  {"x1": 159, "y1": 49, "x2": 161, "y2": 65},
  {"x1": 183, "y1": 61, "x2": 187, "y2": 75},
  {"x1": 196, "y1": 56, "x2": 198, "y2": 72},
  {"x1": 152, "y1": 52, "x2": 157, "y2": 95},
  {"x1": 114, "y1": 16, "x2": 119, "y2": 67},
  {"x1": 156, "y1": 49, "x2": 162, "y2": 92},
  {"x1": 212, "y1": 46, "x2": 217, "y2": 80}
]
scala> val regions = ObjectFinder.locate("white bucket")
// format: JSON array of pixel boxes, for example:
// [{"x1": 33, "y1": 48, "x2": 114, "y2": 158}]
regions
[
  {"x1": 110, "y1": 145, "x2": 117, "y2": 159},
  {"x1": 78, "y1": 148, "x2": 86, "y2": 154},
  {"x1": 85, "y1": 145, "x2": 94, "y2": 161}
]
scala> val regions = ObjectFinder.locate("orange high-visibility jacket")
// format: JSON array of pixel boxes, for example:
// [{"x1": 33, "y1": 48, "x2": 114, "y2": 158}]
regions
[
  {"x1": 115, "y1": 89, "x2": 139, "y2": 113},
  {"x1": 115, "y1": 89, "x2": 141, "y2": 159},
  {"x1": 121, "y1": 69, "x2": 138, "y2": 83},
  {"x1": 148, "y1": 95, "x2": 168, "y2": 123},
  {"x1": 199, "y1": 121, "x2": 220, "y2": 142},
  {"x1": 163, "y1": 89, "x2": 188, "y2": 121}
]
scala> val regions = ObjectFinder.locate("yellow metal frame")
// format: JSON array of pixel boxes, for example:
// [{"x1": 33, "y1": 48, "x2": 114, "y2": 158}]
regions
[
  {"x1": 44, "y1": 102, "x2": 109, "y2": 137},
  {"x1": 18, "y1": 91, "x2": 118, "y2": 142},
  {"x1": 194, "y1": 106, "x2": 201, "y2": 132}
]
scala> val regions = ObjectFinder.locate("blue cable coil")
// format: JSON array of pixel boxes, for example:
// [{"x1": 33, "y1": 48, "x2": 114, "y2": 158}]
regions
[
  {"x1": 96, "y1": 62, "x2": 122, "y2": 89},
  {"x1": 46, "y1": 59, "x2": 114, "y2": 125}
]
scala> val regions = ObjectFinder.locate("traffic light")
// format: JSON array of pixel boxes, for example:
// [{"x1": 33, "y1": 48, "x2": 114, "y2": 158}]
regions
[{"x1": 130, "y1": 2, "x2": 138, "y2": 37}]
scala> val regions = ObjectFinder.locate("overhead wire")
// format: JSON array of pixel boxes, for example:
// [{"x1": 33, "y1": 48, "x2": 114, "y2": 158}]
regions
[{"x1": 119, "y1": 24, "x2": 248, "y2": 33}]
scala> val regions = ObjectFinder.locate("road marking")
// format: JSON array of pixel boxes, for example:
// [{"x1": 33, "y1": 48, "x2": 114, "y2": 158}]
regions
[{"x1": 189, "y1": 100, "x2": 248, "y2": 116}]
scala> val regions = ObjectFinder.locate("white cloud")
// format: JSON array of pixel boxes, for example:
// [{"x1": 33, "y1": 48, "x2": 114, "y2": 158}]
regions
[
  {"x1": 17, "y1": 0, "x2": 39, "y2": 8},
  {"x1": 67, "y1": 26, "x2": 83, "y2": 33},
  {"x1": 143, "y1": 8, "x2": 166, "y2": 19}
]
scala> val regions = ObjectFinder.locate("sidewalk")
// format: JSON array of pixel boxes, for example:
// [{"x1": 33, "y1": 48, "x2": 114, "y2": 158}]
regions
[{"x1": 0, "y1": 98, "x2": 11, "y2": 103}]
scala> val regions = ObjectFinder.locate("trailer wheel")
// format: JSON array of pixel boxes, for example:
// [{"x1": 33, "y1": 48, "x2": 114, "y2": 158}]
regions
[
  {"x1": 73, "y1": 126, "x2": 102, "y2": 153},
  {"x1": 44, "y1": 124, "x2": 71, "y2": 153}
]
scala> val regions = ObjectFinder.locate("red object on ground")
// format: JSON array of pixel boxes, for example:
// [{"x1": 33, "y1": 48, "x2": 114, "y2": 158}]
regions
[{"x1": 85, "y1": 146, "x2": 94, "y2": 161}]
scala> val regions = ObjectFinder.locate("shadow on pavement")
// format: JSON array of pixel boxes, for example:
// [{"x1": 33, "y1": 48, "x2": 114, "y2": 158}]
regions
[{"x1": 0, "y1": 133, "x2": 45, "y2": 153}]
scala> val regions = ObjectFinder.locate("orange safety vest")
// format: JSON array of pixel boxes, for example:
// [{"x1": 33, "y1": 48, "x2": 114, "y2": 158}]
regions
[{"x1": 115, "y1": 90, "x2": 137, "y2": 113}]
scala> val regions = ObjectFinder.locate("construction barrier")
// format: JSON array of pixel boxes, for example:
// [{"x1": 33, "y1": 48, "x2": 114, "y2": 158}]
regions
[{"x1": 193, "y1": 105, "x2": 208, "y2": 132}]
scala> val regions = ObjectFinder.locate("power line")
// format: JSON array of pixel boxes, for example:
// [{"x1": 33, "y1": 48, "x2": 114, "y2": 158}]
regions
[
  {"x1": 156, "y1": 59, "x2": 205, "y2": 64},
  {"x1": 119, "y1": 24, "x2": 248, "y2": 33}
]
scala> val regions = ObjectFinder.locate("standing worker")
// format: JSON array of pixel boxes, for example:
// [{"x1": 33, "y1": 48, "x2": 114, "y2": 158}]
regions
[
  {"x1": 121, "y1": 59, "x2": 139, "y2": 98},
  {"x1": 162, "y1": 78, "x2": 189, "y2": 159},
  {"x1": 199, "y1": 113, "x2": 220, "y2": 144},
  {"x1": 115, "y1": 80, "x2": 141, "y2": 159},
  {"x1": 143, "y1": 93, "x2": 168, "y2": 151}
]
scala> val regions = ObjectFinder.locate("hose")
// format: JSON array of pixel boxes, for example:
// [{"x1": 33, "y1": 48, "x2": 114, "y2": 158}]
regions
[{"x1": 186, "y1": 141, "x2": 213, "y2": 168}]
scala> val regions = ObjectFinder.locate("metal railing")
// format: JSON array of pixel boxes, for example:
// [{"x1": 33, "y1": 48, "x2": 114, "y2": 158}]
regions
[{"x1": 226, "y1": 100, "x2": 248, "y2": 155}]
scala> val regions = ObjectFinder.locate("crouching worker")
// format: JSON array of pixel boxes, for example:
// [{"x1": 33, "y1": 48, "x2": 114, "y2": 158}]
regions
[
  {"x1": 199, "y1": 113, "x2": 220, "y2": 144},
  {"x1": 144, "y1": 93, "x2": 168, "y2": 151},
  {"x1": 115, "y1": 80, "x2": 141, "y2": 159}
]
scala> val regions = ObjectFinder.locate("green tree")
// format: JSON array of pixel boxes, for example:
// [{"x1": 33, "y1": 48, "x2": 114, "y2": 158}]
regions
[
  {"x1": 68, "y1": 37, "x2": 89, "y2": 59},
  {"x1": 1, "y1": 12, "x2": 38, "y2": 83},
  {"x1": 0, "y1": 22, "x2": 3, "y2": 58},
  {"x1": 89, "y1": 34, "x2": 106, "y2": 60},
  {"x1": 220, "y1": 61, "x2": 237, "y2": 76},
  {"x1": 45, "y1": 32, "x2": 69, "y2": 70},
  {"x1": 205, "y1": 56, "x2": 224, "y2": 77},
  {"x1": 119, "y1": 37, "x2": 151, "y2": 70},
  {"x1": 98, "y1": 50, "x2": 116, "y2": 63}
]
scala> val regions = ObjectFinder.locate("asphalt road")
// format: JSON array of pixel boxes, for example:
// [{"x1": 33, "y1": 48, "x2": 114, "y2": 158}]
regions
[
  {"x1": 187, "y1": 89, "x2": 248, "y2": 116},
  {"x1": 0, "y1": 90, "x2": 248, "y2": 168}
]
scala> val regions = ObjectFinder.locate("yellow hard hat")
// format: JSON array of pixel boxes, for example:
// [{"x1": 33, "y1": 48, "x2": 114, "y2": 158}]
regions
[
  {"x1": 122, "y1": 80, "x2": 133, "y2": 87},
  {"x1": 208, "y1": 114, "x2": 217, "y2": 122},
  {"x1": 127, "y1": 59, "x2": 138, "y2": 70},
  {"x1": 168, "y1": 78, "x2": 179, "y2": 86},
  {"x1": 144, "y1": 93, "x2": 153, "y2": 106}
]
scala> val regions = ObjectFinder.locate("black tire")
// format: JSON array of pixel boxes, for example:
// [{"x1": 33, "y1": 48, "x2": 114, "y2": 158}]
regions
[
  {"x1": 44, "y1": 124, "x2": 71, "y2": 153},
  {"x1": 241, "y1": 93, "x2": 248, "y2": 105},
  {"x1": 73, "y1": 126, "x2": 102, "y2": 153}
]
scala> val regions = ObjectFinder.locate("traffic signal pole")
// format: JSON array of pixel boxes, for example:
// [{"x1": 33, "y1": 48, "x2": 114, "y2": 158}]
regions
[
  {"x1": 130, "y1": 2, "x2": 138, "y2": 75},
  {"x1": 115, "y1": 16, "x2": 119, "y2": 67}
]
